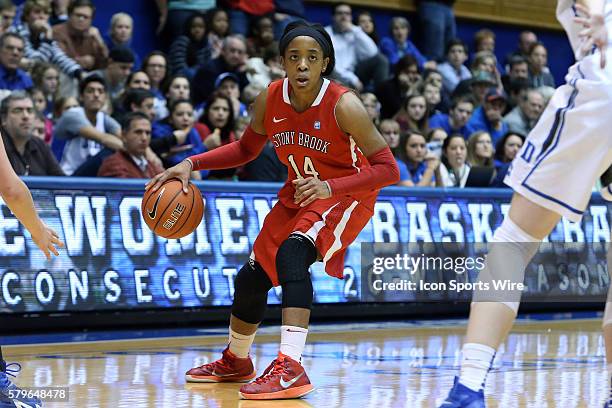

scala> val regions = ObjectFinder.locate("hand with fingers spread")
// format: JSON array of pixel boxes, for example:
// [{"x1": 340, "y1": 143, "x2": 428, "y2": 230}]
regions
[
  {"x1": 145, "y1": 159, "x2": 193, "y2": 194},
  {"x1": 574, "y1": 3, "x2": 608, "y2": 68},
  {"x1": 293, "y1": 177, "x2": 331, "y2": 207},
  {"x1": 31, "y1": 221, "x2": 64, "y2": 261}
]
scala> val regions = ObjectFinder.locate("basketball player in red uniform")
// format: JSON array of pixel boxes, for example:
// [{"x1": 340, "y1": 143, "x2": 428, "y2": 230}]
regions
[{"x1": 146, "y1": 21, "x2": 399, "y2": 400}]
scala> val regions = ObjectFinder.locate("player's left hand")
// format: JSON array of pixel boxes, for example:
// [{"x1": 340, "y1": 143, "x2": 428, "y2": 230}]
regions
[
  {"x1": 293, "y1": 177, "x2": 331, "y2": 207},
  {"x1": 574, "y1": 3, "x2": 608, "y2": 68}
]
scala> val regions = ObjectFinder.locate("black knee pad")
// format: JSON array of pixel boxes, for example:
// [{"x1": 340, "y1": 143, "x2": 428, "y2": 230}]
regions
[
  {"x1": 231, "y1": 259, "x2": 273, "y2": 324},
  {"x1": 276, "y1": 234, "x2": 317, "y2": 309}
]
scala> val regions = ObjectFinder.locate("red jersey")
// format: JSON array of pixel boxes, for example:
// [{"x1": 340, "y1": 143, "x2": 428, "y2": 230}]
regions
[{"x1": 265, "y1": 78, "x2": 373, "y2": 208}]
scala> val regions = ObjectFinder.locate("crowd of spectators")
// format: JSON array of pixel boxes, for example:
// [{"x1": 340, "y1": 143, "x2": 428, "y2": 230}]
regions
[{"x1": 0, "y1": 0, "x2": 559, "y2": 189}]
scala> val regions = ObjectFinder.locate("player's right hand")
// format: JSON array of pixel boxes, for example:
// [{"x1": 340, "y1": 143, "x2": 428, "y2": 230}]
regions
[
  {"x1": 574, "y1": 3, "x2": 608, "y2": 68},
  {"x1": 145, "y1": 159, "x2": 192, "y2": 193},
  {"x1": 31, "y1": 221, "x2": 64, "y2": 261}
]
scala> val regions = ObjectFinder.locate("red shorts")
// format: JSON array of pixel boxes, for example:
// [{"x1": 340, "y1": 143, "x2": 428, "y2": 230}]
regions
[{"x1": 252, "y1": 194, "x2": 376, "y2": 286}]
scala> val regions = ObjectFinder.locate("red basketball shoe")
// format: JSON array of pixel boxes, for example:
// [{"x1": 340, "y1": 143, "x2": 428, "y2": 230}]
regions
[
  {"x1": 239, "y1": 352, "x2": 314, "y2": 400},
  {"x1": 185, "y1": 347, "x2": 256, "y2": 383}
]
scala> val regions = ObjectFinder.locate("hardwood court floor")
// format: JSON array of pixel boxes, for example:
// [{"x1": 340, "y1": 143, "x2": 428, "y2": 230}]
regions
[{"x1": 2, "y1": 316, "x2": 606, "y2": 408}]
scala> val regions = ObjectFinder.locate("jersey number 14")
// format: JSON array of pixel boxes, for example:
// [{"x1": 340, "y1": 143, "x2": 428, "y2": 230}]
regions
[{"x1": 287, "y1": 154, "x2": 320, "y2": 179}]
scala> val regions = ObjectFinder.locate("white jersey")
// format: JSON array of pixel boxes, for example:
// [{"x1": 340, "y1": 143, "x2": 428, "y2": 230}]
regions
[
  {"x1": 557, "y1": 0, "x2": 612, "y2": 61},
  {"x1": 504, "y1": 0, "x2": 612, "y2": 222}
]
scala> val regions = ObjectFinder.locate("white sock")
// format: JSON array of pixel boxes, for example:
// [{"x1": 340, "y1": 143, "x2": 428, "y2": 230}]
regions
[
  {"x1": 228, "y1": 328, "x2": 255, "y2": 358},
  {"x1": 459, "y1": 343, "x2": 496, "y2": 392},
  {"x1": 279, "y1": 325, "x2": 308, "y2": 362}
]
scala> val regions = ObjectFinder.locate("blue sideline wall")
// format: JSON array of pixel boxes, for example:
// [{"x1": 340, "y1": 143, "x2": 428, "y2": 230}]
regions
[{"x1": 14, "y1": 0, "x2": 574, "y2": 86}]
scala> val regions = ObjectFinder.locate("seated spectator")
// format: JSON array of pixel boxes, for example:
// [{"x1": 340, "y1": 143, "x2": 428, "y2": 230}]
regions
[
  {"x1": 325, "y1": 3, "x2": 388, "y2": 92},
  {"x1": 437, "y1": 38, "x2": 470, "y2": 95},
  {"x1": 421, "y1": 81, "x2": 442, "y2": 114},
  {"x1": 429, "y1": 95, "x2": 474, "y2": 139},
  {"x1": 505, "y1": 30, "x2": 537, "y2": 66},
  {"x1": 53, "y1": 94, "x2": 78, "y2": 120},
  {"x1": 503, "y1": 88, "x2": 544, "y2": 136},
  {"x1": 247, "y1": 15, "x2": 275, "y2": 59},
  {"x1": 151, "y1": 98, "x2": 208, "y2": 178},
  {"x1": 1, "y1": 91, "x2": 63, "y2": 175},
  {"x1": 466, "y1": 88, "x2": 508, "y2": 144},
  {"x1": 142, "y1": 51, "x2": 169, "y2": 120},
  {"x1": 193, "y1": 35, "x2": 249, "y2": 105},
  {"x1": 31, "y1": 62, "x2": 58, "y2": 117},
  {"x1": 156, "y1": 0, "x2": 216, "y2": 48},
  {"x1": 104, "y1": 13, "x2": 140, "y2": 68},
  {"x1": 426, "y1": 127, "x2": 447, "y2": 158},
  {"x1": 213, "y1": 72, "x2": 247, "y2": 118},
  {"x1": 0, "y1": 0, "x2": 15, "y2": 34},
  {"x1": 92, "y1": 46, "x2": 135, "y2": 102},
  {"x1": 471, "y1": 50, "x2": 502, "y2": 91},
  {"x1": 122, "y1": 89, "x2": 155, "y2": 121},
  {"x1": 466, "y1": 130, "x2": 494, "y2": 168},
  {"x1": 32, "y1": 109, "x2": 48, "y2": 142},
  {"x1": 492, "y1": 131, "x2": 525, "y2": 187},
  {"x1": 494, "y1": 131, "x2": 524, "y2": 167},
  {"x1": 113, "y1": 88, "x2": 155, "y2": 124},
  {"x1": 360, "y1": 92, "x2": 380, "y2": 127},
  {"x1": 393, "y1": 93, "x2": 429, "y2": 134},
  {"x1": 0, "y1": 32, "x2": 33, "y2": 93},
  {"x1": 205, "y1": 8, "x2": 230, "y2": 60},
  {"x1": 375, "y1": 55, "x2": 421, "y2": 119},
  {"x1": 225, "y1": 0, "x2": 274, "y2": 37},
  {"x1": 162, "y1": 73, "x2": 190, "y2": 106},
  {"x1": 504, "y1": 77, "x2": 529, "y2": 111},
  {"x1": 98, "y1": 112, "x2": 164, "y2": 178},
  {"x1": 380, "y1": 17, "x2": 433, "y2": 71},
  {"x1": 53, "y1": 75, "x2": 123, "y2": 175},
  {"x1": 125, "y1": 70, "x2": 150, "y2": 90},
  {"x1": 168, "y1": 12, "x2": 211, "y2": 79},
  {"x1": 52, "y1": 0, "x2": 108, "y2": 71},
  {"x1": 453, "y1": 70, "x2": 496, "y2": 107},
  {"x1": 30, "y1": 87, "x2": 53, "y2": 142},
  {"x1": 399, "y1": 130, "x2": 438, "y2": 187},
  {"x1": 195, "y1": 93, "x2": 237, "y2": 179},
  {"x1": 10, "y1": 0, "x2": 83, "y2": 80},
  {"x1": 356, "y1": 10, "x2": 379, "y2": 44},
  {"x1": 422, "y1": 67, "x2": 449, "y2": 112},
  {"x1": 472, "y1": 28, "x2": 504, "y2": 74},
  {"x1": 527, "y1": 42, "x2": 555, "y2": 88},
  {"x1": 502, "y1": 55, "x2": 529, "y2": 94},
  {"x1": 378, "y1": 118, "x2": 409, "y2": 185},
  {"x1": 436, "y1": 133, "x2": 469, "y2": 187},
  {"x1": 245, "y1": 44, "x2": 285, "y2": 89}
]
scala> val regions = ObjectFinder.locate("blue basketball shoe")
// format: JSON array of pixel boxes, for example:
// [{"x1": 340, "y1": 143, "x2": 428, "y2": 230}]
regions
[
  {"x1": 438, "y1": 377, "x2": 486, "y2": 408},
  {"x1": 0, "y1": 363, "x2": 42, "y2": 408}
]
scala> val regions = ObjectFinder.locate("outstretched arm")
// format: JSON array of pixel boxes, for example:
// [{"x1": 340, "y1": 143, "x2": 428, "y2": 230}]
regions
[
  {"x1": 145, "y1": 89, "x2": 269, "y2": 193},
  {"x1": 0, "y1": 133, "x2": 63, "y2": 259}
]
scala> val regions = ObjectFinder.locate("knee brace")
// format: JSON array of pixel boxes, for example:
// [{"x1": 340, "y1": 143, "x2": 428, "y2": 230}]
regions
[
  {"x1": 276, "y1": 234, "x2": 317, "y2": 309},
  {"x1": 473, "y1": 217, "x2": 541, "y2": 315},
  {"x1": 231, "y1": 259, "x2": 273, "y2": 324}
]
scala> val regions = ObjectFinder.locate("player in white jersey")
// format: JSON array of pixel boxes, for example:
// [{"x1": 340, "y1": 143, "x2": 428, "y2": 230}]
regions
[{"x1": 439, "y1": 1, "x2": 612, "y2": 407}]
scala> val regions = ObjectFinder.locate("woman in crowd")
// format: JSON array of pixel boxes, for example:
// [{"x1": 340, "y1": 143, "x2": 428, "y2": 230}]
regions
[
  {"x1": 105, "y1": 12, "x2": 140, "y2": 67},
  {"x1": 491, "y1": 131, "x2": 525, "y2": 186},
  {"x1": 206, "y1": 8, "x2": 230, "y2": 59},
  {"x1": 142, "y1": 51, "x2": 170, "y2": 120},
  {"x1": 527, "y1": 42, "x2": 555, "y2": 88},
  {"x1": 378, "y1": 118, "x2": 410, "y2": 185},
  {"x1": 380, "y1": 16, "x2": 430, "y2": 70},
  {"x1": 361, "y1": 93, "x2": 381, "y2": 127},
  {"x1": 467, "y1": 130, "x2": 495, "y2": 168},
  {"x1": 247, "y1": 15, "x2": 276, "y2": 59},
  {"x1": 356, "y1": 10, "x2": 379, "y2": 44},
  {"x1": 169, "y1": 12, "x2": 211, "y2": 79},
  {"x1": 151, "y1": 99, "x2": 208, "y2": 179},
  {"x1": 399, "y1": 130, "x2": 438, "y2": 187},
  {"x1": 437, "y1": 133, "x2": 470, "y2": 187},
  {"x1": 394, "y1": 93, "x2": 429, "y2": 134},
  {"x1": 31, "y1": 62, "x2": 60, "y2": 118}
]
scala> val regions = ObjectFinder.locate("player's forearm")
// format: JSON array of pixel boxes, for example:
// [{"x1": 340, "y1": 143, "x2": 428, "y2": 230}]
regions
[
  {"x1": 188, "y1": 126, "x2": 266, "y2": 171},
  {"x1": 2, "y1": 177, "x2": 44, "y2": 239},
  {"x1": 326, "y1": 147, "x2": 400, "y2": 195}
]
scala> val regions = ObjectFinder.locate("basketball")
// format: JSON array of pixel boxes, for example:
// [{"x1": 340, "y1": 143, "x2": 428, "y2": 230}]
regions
[{"x1": 141, "y1": 178, "x2": 204, "y2": 239}]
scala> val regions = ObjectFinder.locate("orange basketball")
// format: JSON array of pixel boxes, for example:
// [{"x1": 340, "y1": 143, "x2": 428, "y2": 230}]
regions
[{"x1": 141, "y1": 178, "x2": 204, "y2": 239}]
